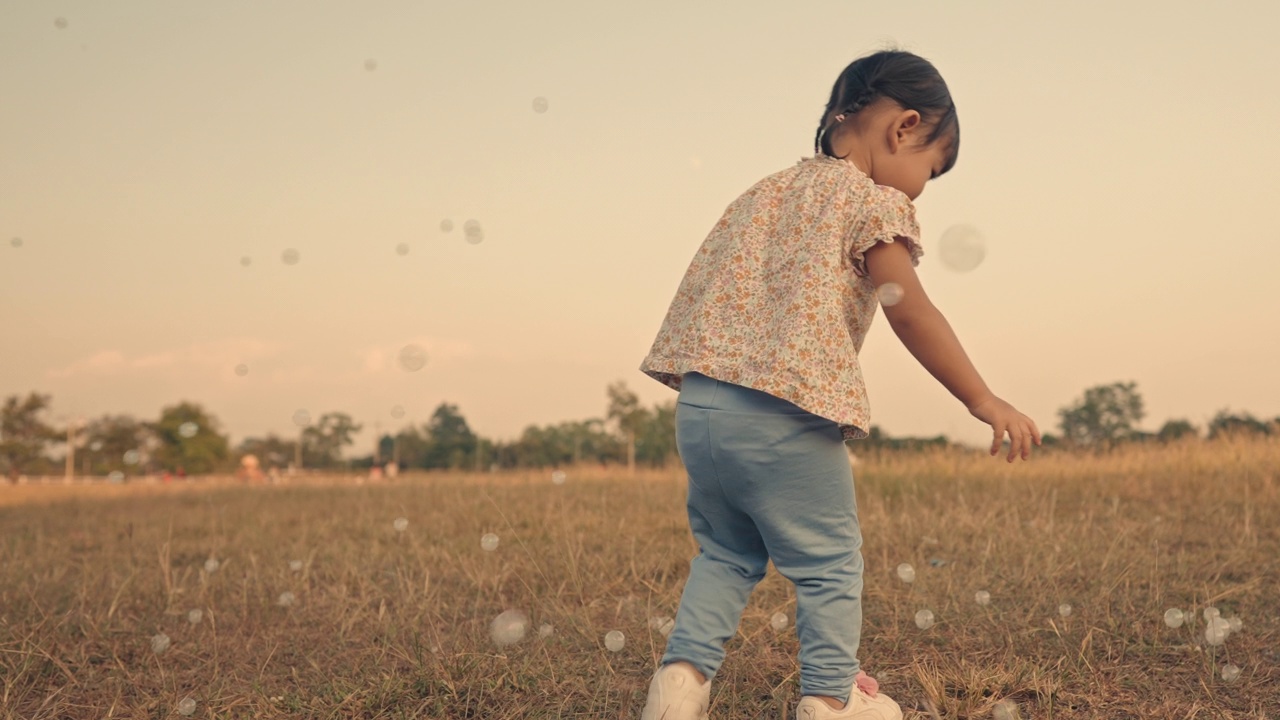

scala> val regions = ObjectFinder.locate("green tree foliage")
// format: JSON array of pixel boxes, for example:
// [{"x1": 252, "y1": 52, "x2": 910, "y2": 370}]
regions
[
  {"x1": 236, "y1": 435, "x2": 296, "y2": 471},
  {"x1": 0, "y1": 392, "x2": 61, "y2": 480},
  {"x1": 1206, "y1": 409, "x2": 1272, "y2": 440},
  {"x1": 421, "y1": 403, "x2": 476, "y2": 470},
  {"x1": 1157, "y1": 419, "x2": 1199, "y2": 443},
  {"x1": 606, "y1": 380, "x2": 646, "y2": 473},
  {"x1": 301, "y1": 412, "x2": 363, "y2": 469},
  {"x1": 149, "y1": 402, "x2": 231, "y2": 474},
  {"x1": 1057, "y1": 381, "x2": 1145, "y2": 449},
  {"x1": 80, "y1": 414, "x2": 152, "y2": 476}
]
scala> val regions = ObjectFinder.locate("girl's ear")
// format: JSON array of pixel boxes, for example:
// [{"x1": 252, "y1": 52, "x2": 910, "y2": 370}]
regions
[{"x1": 887, "y1": 109, "x2": 923, "y2": 153}]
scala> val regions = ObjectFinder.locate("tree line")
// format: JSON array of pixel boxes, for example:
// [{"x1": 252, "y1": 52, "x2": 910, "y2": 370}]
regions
[{"x1": 1, "y1": 379, "x2": 1276, "y2": 480}]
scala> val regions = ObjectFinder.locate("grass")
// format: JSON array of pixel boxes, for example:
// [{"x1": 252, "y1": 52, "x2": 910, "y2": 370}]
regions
[{"x1": 1, "y1": 435, "x2": 1277, "y2": 719}]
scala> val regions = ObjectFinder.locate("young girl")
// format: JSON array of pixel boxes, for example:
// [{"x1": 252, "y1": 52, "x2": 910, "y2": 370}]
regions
[{"x1": 637, "y1": 49, "x2": 1041, "y2": 720}]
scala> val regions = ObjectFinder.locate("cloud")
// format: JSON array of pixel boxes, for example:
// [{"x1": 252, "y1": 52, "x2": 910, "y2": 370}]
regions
[
  {"x1": 358, "y1": 336, "x2": 475, "y2": 374},
  {"x1": 46, "y1": 338, "x2": 281, "y2": 379}
]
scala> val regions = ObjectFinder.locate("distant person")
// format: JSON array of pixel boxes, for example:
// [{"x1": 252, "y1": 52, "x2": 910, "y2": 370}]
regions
[{"x1": 637, "y1": 49, "x2": 1041, "y2": 720}]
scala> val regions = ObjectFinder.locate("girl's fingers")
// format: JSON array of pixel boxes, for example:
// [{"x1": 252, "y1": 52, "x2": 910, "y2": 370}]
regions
[{"x1": 990, "y1": 426, "x2": 1004, "y2": 455}]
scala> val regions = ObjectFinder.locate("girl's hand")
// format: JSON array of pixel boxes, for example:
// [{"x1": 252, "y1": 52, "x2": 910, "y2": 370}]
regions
[{"x1": 966, "y1": 395, "x2": 1042, "y2": 462}]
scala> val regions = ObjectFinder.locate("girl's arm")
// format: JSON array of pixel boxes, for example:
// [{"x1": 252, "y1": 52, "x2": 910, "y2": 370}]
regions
[{"x1": 864, "y1": 239, "x2": 1041, "y2": 461}]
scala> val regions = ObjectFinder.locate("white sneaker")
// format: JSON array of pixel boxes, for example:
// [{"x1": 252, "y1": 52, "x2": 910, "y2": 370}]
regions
[
  {"x1": 639, "y1": 663, "x2": 711, "y2": 720},
  {"x1": 796, "y1": 685, "x2": 903, "y2": 720}
]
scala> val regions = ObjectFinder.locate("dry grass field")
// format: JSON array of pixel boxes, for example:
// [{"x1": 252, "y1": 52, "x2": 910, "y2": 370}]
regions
[{"x1": 1, "y1": 436, "x2": 1277, "y2": 719}]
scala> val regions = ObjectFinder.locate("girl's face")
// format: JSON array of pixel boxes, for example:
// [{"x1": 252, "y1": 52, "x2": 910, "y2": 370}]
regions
[{"x1": 870, "y1": 119, "x2": 951, "y2": 202}]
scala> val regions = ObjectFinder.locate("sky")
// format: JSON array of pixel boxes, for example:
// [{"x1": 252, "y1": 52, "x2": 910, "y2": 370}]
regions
[{"x1": 2, "y1": 0, "x2": 1278, "y2": 457}]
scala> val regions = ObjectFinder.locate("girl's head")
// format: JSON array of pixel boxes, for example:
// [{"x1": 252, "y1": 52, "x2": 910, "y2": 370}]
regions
[{"x1": 815, "y1": 50, "x2": 959, "y2": 200}]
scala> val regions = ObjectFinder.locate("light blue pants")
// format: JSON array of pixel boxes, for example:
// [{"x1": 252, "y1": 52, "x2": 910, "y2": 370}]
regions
[{"x1": 661, "y1": 372, "x2": 865, "y2": 704}]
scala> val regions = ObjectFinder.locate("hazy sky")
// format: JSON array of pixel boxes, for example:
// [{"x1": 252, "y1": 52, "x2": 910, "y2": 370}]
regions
[{"x1": 3, "y1": 0, "x2": 1278, "y2": 456}]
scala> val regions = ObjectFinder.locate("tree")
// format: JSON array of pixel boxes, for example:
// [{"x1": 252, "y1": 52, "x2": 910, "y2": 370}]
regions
[
  {"x1": 149, "y1": 402, "x2": 231, "y2": 474},
  {"x1": 1207, "y1": 409, "x2": 1270, "y2": 440},
  {"x1": 0, "y1": 392, "x2": 61, "y2": 480},
  {"x1": 301, "y1": 412, "x2": 363, "y2": 468},
  {"x1": 1157, "y1": 419, "x2": 1198, "y2": 443},
  {"x1": 606, "y1": 381, "x2": 646, "y2": 475},
  {"x1": 1057, "y1": 381, "x2": 1145, "y2": 450},
  {"x1": 237, "y1": 435, "x2": 295, "y2": 472},
  {"x1": 81, "y1": 414, "x2": 153, "y2": 476},
  {"x1": 635, "y1": 400, "x2": 679, "y2": 468},
  {"x1": 422, "y1": 403, "x2": 476, "y2": 470}
]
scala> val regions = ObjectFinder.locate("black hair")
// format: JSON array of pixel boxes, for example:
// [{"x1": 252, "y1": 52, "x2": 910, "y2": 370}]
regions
[{"x1": 814, "y1": 49, "x2": 959, "y2": 174}]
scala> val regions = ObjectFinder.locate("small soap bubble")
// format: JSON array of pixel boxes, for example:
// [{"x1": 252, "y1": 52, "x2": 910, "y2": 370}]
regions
[
  {"x1": 390, "y1": 404, "x2": 405, "y2": 419},
  {"x1": 604, "y1": 630, "x2": 625, "y2": 652},
  {"x1": 914, "y1": 608, "x2": 935, "y2": 630},
  {"x1": 1164, "y1": 608, "x2": 1185, "y2": 628},
  {"x1": 1203, "y1": 606, "x2": 1220, "y2": 622},
  {"x1": 204, "y1": 558, "x2": 220, "y2": 573},
  {"x1": 289, "y1": 560, "x2": 303, "y2": 572},
  {"x1": 240, "y1": 256, "x2": 252, "y2": 267},
  {"x1": 9, "y1": 237, "x2": 22, "y2": 248},
  {"x1": 107, "y1": 471, "x2": 124, "y2": 483},
  {"x1": 291, "y1": 409, "x2": 312, "y2": 427},
  {"x1": 551, "y1": 470, "x2": 566, "y2": 485},
  {"x1": 234, "y1": 363, "x2": 249, "y2": 376},
  {"x1": 1058, "y1": 603, "x2": 1073, "y2": 618},
  {"x1": 123, "y1": 449, "x2": 140, "y2": 465},
  {"x1": 992, "y1": 699, "x2": 1022, "y2": 720},
  {"x1": 177, "y1": 697, "x2": 196, "y2": 716},
  {"x1": 281, "y1": 248, "x2": 300, "y2": 265},
  {"x1": 1205, "y1": 616, "x2": 1230, "y2": 646},
  {"x1": 647, "y1": 616, "x2": 675, "y2": 637},
  {"x1": 975, "y1": 590, "x2": 991, "y2": 606},
  {"x1": 490, "y1": 609, "x2": 528, "y2": 646},
  {"x1": 364, "y1": 58, "x2": 377, "y2": 71},
  {"x1": 877, "y1": 282, "x2": 905, "y2": 307},
  {"x1": 151, "y1": 632, "x2": 171, "y2": 653},
  {"x1": 398, "y1": 344, "x2": 427, "y2": 372},
  {"x1": 1221, "y1": 663, "x2": 1241, "y2": 682},
  {"x1": 896, "y1": 563, "x2": 915, "y2": 583},
  {"x1": 395, "y1": 243, "x2": 409, "y2": 256},
  {"x1": 439, "y1": 219, "x2": 454, "y2": 233},
  {"x1": 1226, "y1": 615, "x2": 1242, "y2": 633},
  {"x1": 54, "y1": 17, "x2": 69, "y2": 29},
  {"x1": 187, "y1": 608, "x2": 202, "y2": 624},
  {"x1": 393, "y1": 517, "x2": 408, "y2": 532},
  {"x1": 770, "y1": 612, "x2": 789, "y2": 631},
  {"x1": 178, "y1": 422, "x2": 198, "y2": 438},
  {"x1": 480, "y1": 533, "x2": 499, "y2": 551},
  {"x1": 90, "y1": 441, "x2": 103, "y2": 451},
  {"x1": 463, "y1": 219, "x2": 484, "y2": 245},
  {"x1": 532, "y1": 96, "x2": 549, "y2": 113},
  {"x1": 538, "y1": 623, "x2": 554, "y2": 638},
  {"x1": 277, "y1": 591, "x2": 296, "y2": 607},
  {"x1": 938, "y1": 224, "x2": 986, "y2": 272}
]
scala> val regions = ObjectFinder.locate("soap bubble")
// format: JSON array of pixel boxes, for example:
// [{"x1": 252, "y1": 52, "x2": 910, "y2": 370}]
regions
[
  {"x1": 187, "y1": 608, "x2": 202, "y2": 624},
  {"x1": 177, "y1": 697, "x2": 196, "y2": 716},
  {"x1": 551, "y1": 470, "x2": 566, "y2": 485},
  {"x1": 490, "y1": 610, "x2": 528, "y2": 646},
  {"x1": 648, "y1": 616, "x2": 675, "y2": 637},
  {"x1": 1058, "y1": 603, "x2": 1073, "y2": 618},
  {"x1": 770, "y1": 612, "x2": 788, "y2": 631},
  {"x1": 938, "y1": 224, "x2": 986, "y2": 272},
  {"x1": 54, "y1": 17, "x2": 69, "y2": 29},
  {"x1": 480, "y1": 533, "x2": 499, "y2": 551},
  {"x1": 289, "y1": 560, "x2": 303, "y2": 572},
  {"x1": 896, "y1": 563, "x2": 915, "y2": 583},
  {"x1": 291, "y1": 409, "x2": 311, "y2": 427},
  {"x1": 151, "y1": 632, "x2": 171, "y2": 653},
  {"x1": 538, "y1": 623, "x2": 554, "y2": 638},
  {"x1": 992, "y1": 699, "x2": 1022, "y2": 720},
  {"x1": 240, "y1": 256, "x2": 252, "y2": 267},
  {"x1": 532, "y1": 96, "x2": 549, "y2": 113},
  {"x1": 393, "y1": 517, "x2": 408, "y2": 532},
  {"x1": 390, "y1": 404, "x2": 405, "y2": 419},
  {"x1": 204, "y1": 558, "x2": 220, "y2": 573},
  {"x1": 364, "y1": 59, "x2": 377, "y2": 72},
  {"x1": 1164, "y1": 608, "x2": 1185, "y2": 629},
  {"x1": 463, "y1": 219, "x2": 484, "y2": 245},
  {"x1": 277, "y1": 591, "x2": 296, "y2": 607},
  {"x1": 1203, "y1": 606, "x2": 1220, "y2": 622},
  {"x1": 877, "y1": 282, "x2": 904, "y2": 307},
  {"x1": 440, "y1": 219, "x2": 454, "y2": 233},
  {"x1": 178, "y1": 422, "x2": 198, "y2": 438},
  {"x1": 398, "y1": 344, "x2": 427, "y2": 372},
  {"x1": 107, "y1": 471, "x2": 124, "y2": 483},
  {"x1": 1205, "y1": 616, "x2": 1230, "y2": 646},
  {"x1": 1221, "y1": 664, "x2": 1241, "y2": 682},
  {"x1": 1227, "y1": 616, "x2": 1243, "y2": 633},
  {"x1": 975, "y1": 590, "x2": 991, "y2": 606},
  {"x1": 604, "y1": 630, "x2": 625, "y2": 652},
  {"x1": 395, "y1": 243, "x2": 409, "y2": 256},
  {"x1": 123, "y1": 449, "x2": 140, "y2": 465},
  {"x1": 234, "y1": 363, "x2": 249, "y2": 376},
  {"x1": 9, "y1": 237, "x2": 22, "y2": 248},
  {"x1": 90, "y1": 441, "x2": 103, "y2": 451},
  {"x1": 281, "y1": 248, "x2": 300, "y2": 265},
  {"x1": 914, "y1": 609, "x2": 935, "y2": 630}
]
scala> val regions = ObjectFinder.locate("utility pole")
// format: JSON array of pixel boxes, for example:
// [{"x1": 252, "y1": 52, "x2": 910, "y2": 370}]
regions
[
  {"x1": 64, "y1": 418, "x2": 78, "y2": 481},
  {"x1": 373, "y1": 421, "x2": 382, "y2": 465}
]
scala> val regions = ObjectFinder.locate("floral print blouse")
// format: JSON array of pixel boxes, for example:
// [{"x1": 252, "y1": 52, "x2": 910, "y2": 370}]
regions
[{"x1": 639, "y1": 154, "x2": 923, "y2": 441}]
